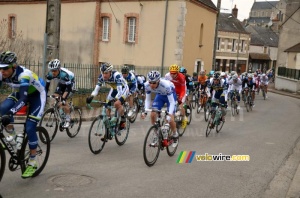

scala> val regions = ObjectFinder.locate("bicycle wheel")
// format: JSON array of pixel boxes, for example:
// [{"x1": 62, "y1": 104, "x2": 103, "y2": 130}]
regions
[
  {"x1": 128, "y1": 100, "x2": 139, "y2": 123},
  {"x1": 176, "y1": 116, "x2": 187, "y2": 137},
  {"x1": 191, "y1": 94, "x2": 196, "y2": 109},
  {"x1": 206, "y1": 117, "x2": 214, "y2": 137},
  {"x1": 262, "y1": 89, "x2": 266, "y2": 100},
  {"x1": 231, "y1": 100, "x2": 236, "y2": 116},
  {"x1": 166, "y1": 130, "x2": 178, "y2": 156},
  {"x1": 248, "y1": 96, "x2": 253, "y2": 111},
  {"x1": 89, "y1": 116, "x2": 108, "y2": 154},
  {"x1": 186, "y1": 105, "x2": 192, "y2": 125},
  {"x1": 115, "y1": 117, "x2": 130, "y2": 146},
  {"x1": 245, "y1": 97, "x2": 249, "y2": 112},
  {"x1": 66, "y1": 107, "x2": 82, "y2": 138},
  {"x1": 39, "y1": 108, "x2": 58, "y2": 143},
  {"x1": 143, "y1": 126, "x2": 161, "y2": 167},
  {"x1": 20, "y1": 127, "x2": 50, "y2": 178},
  {"x1": 0, "y1": 145, "x2": 5, "y2": 182},
  {"x1": 216, "y1": 116, "x2": 225, "y2": 133}
]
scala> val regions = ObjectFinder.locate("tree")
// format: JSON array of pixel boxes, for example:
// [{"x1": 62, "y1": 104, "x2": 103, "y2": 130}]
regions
[{"x1": 0, "y1": 18, "x2": 35, "y2": 63}]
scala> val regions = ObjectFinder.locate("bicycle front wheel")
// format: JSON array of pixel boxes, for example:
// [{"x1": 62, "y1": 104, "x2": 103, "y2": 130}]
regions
[
  {"x1": 66, "y1": 107, "x2": 82, "y2": 138},
  {"x1": 186, "y1": 105, "x2": 192, "y2": 125},
  {"x1": 128, "y1": 100, "x2": 139, "y2": 123},
  {"x1": 39, "y1": 108, "x2": 58, "y2": 143},
  {"x1": 20, "y1": 126, "x2": 50, "y2": 178},
  {"x1": 166, "y1": 131, "x2": 178, "y2": 157},
  {"x1": 231, "y1": 101, "x2": 236, "y2": 116},
  {"x1": 88, "y1": 116, "x2": 107, "y2": 154},
  {"x1": 248, "y1": 96, "x2": 253, "y2": 111},
  {"x1": 204, "y1": 103, "x2": 210, "y2": 122},
  {"x1": 206, "y1": 117, "x2": 214, "y2": 137},
  {"x1": 0, "y1": 145, "x2": 5, "y2": 182},
  {"x1": 143, "y1": 126, "x2": 161, "y2": 167}
]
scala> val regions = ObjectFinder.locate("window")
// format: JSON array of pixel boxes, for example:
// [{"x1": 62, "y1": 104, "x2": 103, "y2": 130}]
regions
[
  {"x1": 232, "y1": 39, "x2": 236, "y2": 52},
  {"x1": 8, "y1": 15, "x2": 16, "y2": 39},
  {"x1": 102, "y1": 17, "x2": 109, "y2": 41},
  {"x1": 217, "y1": 38, "x2": 221, "y2": 50},
  {"x1": 199, "y1": 24, "x2": 204, "y2": 47},
  {"x1": 128, "y1": 17, "x2": 136, "y2": 42},
  {"x1": 264, "y1": 46, "x2": 267, "y2": 53},
  {"x1": 124, "y1": 13, "x2": 139, "y2": 44},
  {"x1": 240, "y1": 40, "x2": 244, "y2": 52}
]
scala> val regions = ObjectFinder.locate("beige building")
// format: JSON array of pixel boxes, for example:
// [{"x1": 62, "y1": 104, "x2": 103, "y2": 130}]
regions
[
  {"x1": 215, "y1": 10, "x2": 250, "y2": 74},
  {"x1": 0, "y1": 0, "x2": 217, "y2": 75}
]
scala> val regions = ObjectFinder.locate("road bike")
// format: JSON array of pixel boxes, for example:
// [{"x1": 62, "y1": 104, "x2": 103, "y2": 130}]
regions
[
  {"x1": 230, "y1": 90, "x2": 239, "y2": 116},
  {"x1": 204, "y1": 97, "x2": 212, "y2": 122},
  {"x1": 261, "y1": 85, "x2": 267, "y2": 100},
  {"x1": 190, "y1": 89, "x2": 199, "y2": 109},
  {"x1": 244, "y1": 88, "x2": 254, "y2": 112},
  {"x1": 0, "y1": 118, "x2": 50, "y2": 181},
  {"x1": 205, "y1": 102, "x2": 225, "y2": 137},
  {"x1": 143, "y1": 109, "x2": 178, "y2": 167},
  {"x1": 39, "y1": 94, "x2": 82, "y2": 142},
  {"x1": 87, "y1": 100, "x2": 130, "y2": 154}
]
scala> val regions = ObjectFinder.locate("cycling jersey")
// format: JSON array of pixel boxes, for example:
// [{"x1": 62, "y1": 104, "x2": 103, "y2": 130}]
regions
[
  {"x1": 144, "y1": 79, "x2": 176, "y2": 114},
  {"x1": 136, "y1": 74, "x2": 146, "y2": 92},
  {"x1": 0, "y1": 65, "x2": 46, "y2": 150},
  {"x1": 228, "y1": 78, "x2": 242, "y2": 94},
  {"x1": 45, "y1": 67, "x2": 75, "y2": 97},
  {"x1": 91, "y1": 70, "x2": 129, "y2": 101},
  {"x1": 260, "y1": 76, "x2": 269, "y2": 85},
  {"x1": 242, "y1": 78, "x2": 256, "y2": 90},
  {"x1": 165, "y1": 72, "x2": 186, "y2": 103},
  {"x1": 123, "y1": 72, "x2": 137, "y2": 94},
  {"x1": 185, "y1": 74, "x2": 194, "y2": 91}
]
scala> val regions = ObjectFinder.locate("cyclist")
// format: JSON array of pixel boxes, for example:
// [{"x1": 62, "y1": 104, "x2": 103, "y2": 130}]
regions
[
  {"x1": 228, "y1": 74, "x2": 242, "y2": 110},
  {"x1": 244, "y1": 73, "x2": 256, "y2": 107},
  {"x1": 197, "y1": 70, "x2": 209, "y2": 110},
  {"x1": 165, "y1": 64, "x2": 187, "y2": 128},
  {"x1": 220, "y1": 72, "x2": 229, "y2": 107},
  {"x1": 179, "y1": 67, "x2": 194, "y2": 106},
  {"x1": 45, "y1": 59, "x2": 75, "y2": 128},
  {"x1": 192, "y1": 72, "x2": 199, "y2": 90},
  {"x1": 260, "y1": 73, "x2": 269, "y2": 98},
  {"x1": 207, "y1": 72, "x2": 227, "y2": 127},
  {"x1": 121, "y1": 66, "x2": 137, "y2": 118},
  {"x1": 141, "y1": 71, "x2": 178, "y2": 147},
  {"x1": 86, "y1": 62, "x2": 129, "y2": 131},
  {"x1": 0, "y1": 51, "x2": 46, "y2": 178}
]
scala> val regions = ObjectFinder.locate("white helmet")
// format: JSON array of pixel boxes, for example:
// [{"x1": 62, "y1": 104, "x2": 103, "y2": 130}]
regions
[
  {"x1": 220, "y1": 72, "x2": 226, "y2": 77},
  {"x1": 48, "y1": 59, "x2": 61, "y2": 70},
  {"x1": 232, "y1": 74, "x2": 238, "y2": 80}
]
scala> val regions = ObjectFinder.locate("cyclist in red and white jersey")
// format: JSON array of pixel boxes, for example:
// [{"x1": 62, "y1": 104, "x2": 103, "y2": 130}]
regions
[{"x1": 165, "y1": 64, "x2": 187, "y2": 128}]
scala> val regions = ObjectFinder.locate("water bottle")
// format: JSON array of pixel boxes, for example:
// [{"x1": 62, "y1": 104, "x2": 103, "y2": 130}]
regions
[
  {"x1": 6, "y1": 135, "x2": 16, "y2": 145},
  {"x1": 162, "y1": 123, "x2": 169, "y2": 140},
  {"x1": 16, "y1": 134, "x2": 24, "y2": 150},
  {"x1": 110, "y1": 116, "x2": 117, "y2": 127},
  {"x1": 139, "y1": 99, "x2": 143, "y2": 106}
]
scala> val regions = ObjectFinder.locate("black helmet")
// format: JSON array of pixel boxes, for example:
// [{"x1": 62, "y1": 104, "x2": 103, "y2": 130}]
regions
[
  {"x1": 213, "y1": 72, "x2": 221, "y2": 80},
  {"x1": 0, "y1": 51, "x2": 17, "y2": 65},
  {"x1": 121, "y1": 65, "x2": 130, "y2": 74},
  {"x1": 100, "y1": 62, "x2": 113, "y2": 73}
]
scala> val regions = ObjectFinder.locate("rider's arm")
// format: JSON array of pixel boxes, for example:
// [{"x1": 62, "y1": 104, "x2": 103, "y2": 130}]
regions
[
  {"x1": 91, "y1": 75, "x2": 103, "y2": 97},
  {"x1": 115, "y1": 74, "x2": 128, "y2": 100},
  {"x1": 8, "y1": 76, "x2": 29, "y2": 114}
]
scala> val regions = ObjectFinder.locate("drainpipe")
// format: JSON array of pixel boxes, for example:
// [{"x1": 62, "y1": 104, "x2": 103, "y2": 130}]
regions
[{"x1": 161, "y1": 0, "x2": 169, "y2": 75}]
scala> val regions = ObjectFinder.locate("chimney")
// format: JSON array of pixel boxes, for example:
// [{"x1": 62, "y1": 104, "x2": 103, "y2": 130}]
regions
[{"x1": 232, "y1": 4, "x2": 238, "y2": 18}]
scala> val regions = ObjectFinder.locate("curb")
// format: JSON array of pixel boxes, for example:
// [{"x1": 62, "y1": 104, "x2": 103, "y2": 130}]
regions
[{"x1": 268, "y1": 89, "x2": 300, "y2": 100}]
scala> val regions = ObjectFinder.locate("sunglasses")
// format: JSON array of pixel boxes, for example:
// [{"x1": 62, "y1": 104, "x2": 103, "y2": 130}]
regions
[
  {"x1": 122, "y1": 73, "x2": 128, "y2": 75},
  {"x1": 50, "y1": 69, "x2": 59, "y2": 72},
  {"x1": 149, "y1": 81, "x2": 157, "y2": 84},
  {"x1": 170, "y1": 73, "x2": 177, "y2": 75}
]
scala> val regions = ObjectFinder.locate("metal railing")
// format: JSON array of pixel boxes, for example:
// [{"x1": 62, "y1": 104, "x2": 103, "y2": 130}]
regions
[
  {"x1": 0, "y1": 62, "x2": 170, "y2": 95},
  {"x1": 277, "y1": 67, "x2": 300, "y2": 80}
]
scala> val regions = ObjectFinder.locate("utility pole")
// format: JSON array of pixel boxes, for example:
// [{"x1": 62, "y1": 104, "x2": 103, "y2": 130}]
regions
[
  {"x1": 43, "y1": 0, "x2": 61, "y2": 78},
  {"x1": 212, "y1": 0, "x2": 221, "y2": 71}
]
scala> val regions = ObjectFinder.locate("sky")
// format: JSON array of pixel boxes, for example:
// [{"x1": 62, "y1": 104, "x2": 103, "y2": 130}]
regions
[{"x1": 211, "y1": 0, "x2": 279, "y2": 21}]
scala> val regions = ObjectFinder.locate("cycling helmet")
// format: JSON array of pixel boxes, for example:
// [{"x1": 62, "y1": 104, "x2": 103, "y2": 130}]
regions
[
  {"x1": 200, "y1": 70, "x2": 205, "y2": 75},
  {"x1": 213, "y1": 72, "x2": 221, "y2": 80},
  {"x1": 220, "y1": 72, "x2": 226, "y2": 77},
  {"x1": 121, "y1": 65, "x2": 130, "y2": 74},
  {"x1": 232, "y1": 74, "x2": 238, "y2": 80},
  {"x1": 0, "y1": 51, "x2": 17, "y2": 66},
  {"x1": 48, "y1": 59, "x2": 61, "y2": 70},
  {"x1": 248, "y1": 74, "x2": 253, "y2": 78},
  {"x1": 209, "y1": 70, "x2": 215, "y2": 76},
  {"x1": 261, "y1": 73, "x2": 266, "y2": 78},
  {"x1": 231, "y1": 71, "x2": 237, "y2": 76},
  {"x1": 169, "y1": 64, "x2": 180, "y2": 73},
  {"x1": 179, "y1": 67, "x2": 187, "y2": 74},
  {"x1": 193, "y1": 72, "x2": 198, "y2": 76},
  {"x1": 100, "y1": 62, "x2": 113, "y2": 73},
  {"x1": 147, "y1": 70, "x2": 161, "y2": 82},
  {"x1": 129, "y1": 70, "x2": 135, "y2": 74}
]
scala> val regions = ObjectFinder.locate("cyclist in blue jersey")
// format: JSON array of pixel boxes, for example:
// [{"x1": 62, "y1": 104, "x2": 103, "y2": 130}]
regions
[
  {"x1": 121, "y1": 66, "x2": 137, "y2": 118},
  {"x1": 86, "y1": 63, "x2": 129, "y2": 131},
  {"x1": 45, "y1": 59, "x2": 75, "y2": 128},
  {"x1": 141, "y1": 71, "x2": 178, "y2": 147},
  {"x1": 0, "y1": 51, "x2": 46, "y2": 178}
]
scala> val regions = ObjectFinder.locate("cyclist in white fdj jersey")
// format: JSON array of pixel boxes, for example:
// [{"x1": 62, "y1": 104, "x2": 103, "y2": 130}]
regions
[
  {"x1": 0, "y1": 51, "x2": 46, "y2": 178},
  {"x1": 141, "y1": 71, "x2": 179, "y2": 147},
  {"x1": 86, "y1": 63, "x2": 129, "y2": 131}
]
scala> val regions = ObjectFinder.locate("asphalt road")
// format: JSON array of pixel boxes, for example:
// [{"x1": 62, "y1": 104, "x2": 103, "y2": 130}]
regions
[{"x1": 1, "y1": 92, "x2": 300, "y2": 198}]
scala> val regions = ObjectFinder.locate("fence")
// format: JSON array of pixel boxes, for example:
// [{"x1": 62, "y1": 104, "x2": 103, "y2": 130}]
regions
[
  {"x1": 277, "y1": 67, "x2": 300, "y2": 80},
  {"x1": 0, "y1": 62, "x2": 170, "y2": 95}
]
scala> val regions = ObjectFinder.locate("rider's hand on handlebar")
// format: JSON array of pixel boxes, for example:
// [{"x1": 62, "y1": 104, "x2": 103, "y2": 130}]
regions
[{"x1": 86, "y1": 96, "x2": 94, "y2": 104}]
